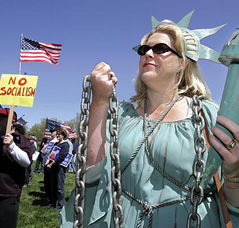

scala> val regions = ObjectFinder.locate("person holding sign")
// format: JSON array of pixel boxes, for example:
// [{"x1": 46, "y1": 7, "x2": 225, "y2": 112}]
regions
[
  {"x1": 0, "y1": 108, "x2": 32, "y2": 228},
  {"x1": 34, "y1": 137, "x2": 48, "y2": 173},
  {"x1": 45, "y1": 127, "x2": 69, "y2": 211},
  {"x1": 43, "y1": 128, "x2": 58, "y2": 199}
]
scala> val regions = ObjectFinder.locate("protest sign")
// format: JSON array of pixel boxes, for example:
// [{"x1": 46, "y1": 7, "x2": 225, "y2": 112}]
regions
[
  {"x1": 0, "y1": 74, "x2": 38, "y2": 107},
  {"x1": 41, "y1": 141, "x2": 55, "y2": 153},
  {"x1": 49, "y1": 146, "x2": 73, "y2": 168},
  {"x1": 60, "y1": 153, "x2": 73, "y2": 168},
  {"x1": 49, "y1": 146, "x2": 61, "y2": 160}
]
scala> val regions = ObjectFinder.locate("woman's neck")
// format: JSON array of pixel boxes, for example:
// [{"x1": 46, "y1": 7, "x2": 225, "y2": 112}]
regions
[{"x1": 146, "y1": 89, "x2": 178, "y2": 114}]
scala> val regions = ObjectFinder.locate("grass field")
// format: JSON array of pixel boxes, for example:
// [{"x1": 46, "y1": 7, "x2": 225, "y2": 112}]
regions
[{"x1": 18, "y1": 168, "x2": 75, "y2": 228}]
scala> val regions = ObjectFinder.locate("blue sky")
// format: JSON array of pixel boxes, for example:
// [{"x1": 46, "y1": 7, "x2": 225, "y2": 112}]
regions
[{"x1": 0, "y1": 0, "x2": 238, "y2": 129}]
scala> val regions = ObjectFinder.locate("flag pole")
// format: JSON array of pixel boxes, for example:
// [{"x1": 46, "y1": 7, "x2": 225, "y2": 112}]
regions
[
  {"x1": 44, "y1": 118, "x2": 48, "y2": 138},
  {"x1": 6, "y1": 33, "x2": 23, "y2": 134},
  {"x1": 19, "y1": 33, "x2": 23, "y2": 75}
]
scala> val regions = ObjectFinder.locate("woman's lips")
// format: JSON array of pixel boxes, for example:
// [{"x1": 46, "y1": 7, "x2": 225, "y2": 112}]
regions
[{"x1": 144, "y1": 63, "x2": 156, "y2": 67}]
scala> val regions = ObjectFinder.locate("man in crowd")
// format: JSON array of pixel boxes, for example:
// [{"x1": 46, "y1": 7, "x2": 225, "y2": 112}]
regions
[
  {"x1": 24, "y1": 134, "x2": 37, "y2": 186},
  {"x1": 0, "y1": 108, "x2": 32, "y2": 228}
]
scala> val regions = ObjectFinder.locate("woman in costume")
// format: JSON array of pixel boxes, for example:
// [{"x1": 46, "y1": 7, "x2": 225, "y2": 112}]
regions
[{"x1": 60, "y1": 11, "x2": 239, "y2": 227}]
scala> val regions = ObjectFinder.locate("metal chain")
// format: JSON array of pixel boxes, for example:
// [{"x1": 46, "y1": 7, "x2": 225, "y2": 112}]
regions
[
  {"x1": 74, "y1": 76, "x2": 123, "y2": 227},
  {"x1": 187, "y1": 95, "x2": 206, "y2": 228},
  {"x1": 74, "y1": 75, "x2": 91, "y2": 228},
  {"x1": 109, "y1": 88, "x2": 124, "y2": 227}
]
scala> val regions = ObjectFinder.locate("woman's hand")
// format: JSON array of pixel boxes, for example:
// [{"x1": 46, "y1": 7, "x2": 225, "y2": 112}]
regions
[
  {"x1": 90, "y1": 62, "x2": 117, "y2": 104},
  {"x1": 209, "y1": 116, "x2": 239, "y2": 176},
  {"x1": 47, "y1": 161, "x2": 55, "y2": 168},
  {"x1": 45, "y1": 159, "x2": 50, "y2": 166}
]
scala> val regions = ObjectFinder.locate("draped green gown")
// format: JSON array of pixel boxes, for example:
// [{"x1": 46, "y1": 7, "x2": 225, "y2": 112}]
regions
[{"x1": 60, "y1": 99, "x2": 239, "y2": 227}]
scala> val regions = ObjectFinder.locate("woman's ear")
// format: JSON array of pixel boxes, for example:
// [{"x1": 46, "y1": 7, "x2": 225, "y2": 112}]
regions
[{"x1": 180, "y1": 57, "x2": 188, "y2": 71}]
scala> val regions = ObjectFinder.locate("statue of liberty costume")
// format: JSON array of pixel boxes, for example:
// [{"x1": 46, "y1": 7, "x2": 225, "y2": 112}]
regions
[{"x1": 59, "y1": 11, "x2": 239, "y2": 227}]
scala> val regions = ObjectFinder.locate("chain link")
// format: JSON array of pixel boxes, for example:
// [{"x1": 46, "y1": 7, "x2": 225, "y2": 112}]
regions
[
  {"x1": 109, "y1": 88, "x2": 124, "y2": 227},
  {"x1": 74, "y1": 76, "x2": 123, "y2": 227},
  {"x1": 187, "y1": 95, "x2": 206, "y2": 228},
  {"x1": 74, "y1": 75, "x2": 91, "y2": 228},
  {"x1": 74, "y1": 86, "x2": 207, "y2": 227}
]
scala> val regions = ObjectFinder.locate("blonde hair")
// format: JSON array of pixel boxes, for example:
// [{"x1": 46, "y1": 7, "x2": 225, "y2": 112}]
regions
[{"x1": 130, "y1": 20, "x2": 211, "y2": 104}]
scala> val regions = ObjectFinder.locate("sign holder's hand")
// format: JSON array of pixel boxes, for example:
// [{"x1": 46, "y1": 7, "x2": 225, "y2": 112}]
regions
[{"x1": 5, "y1": 105, "x2": 14, "y2": 135}]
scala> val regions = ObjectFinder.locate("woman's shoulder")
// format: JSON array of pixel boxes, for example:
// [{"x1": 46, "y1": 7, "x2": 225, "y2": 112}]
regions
[
  {"x1": 202, "y1": 99, "x2": 220, "y2": 110},
  {"x1": 58, "y1": 140, "x2": 69, "y2": 148},
  {"x1": 202, "y1": 99, "x2": 220, "y2": 127},
  {"x1": 202, "y1": 99, "x2": 220, "y2": 116},
  {"x1": 119, "y1": 100, "x2": 135, "y2": 108},
  {"x1": 118, "y1": 100, "x2": 138, "y2": 116}
]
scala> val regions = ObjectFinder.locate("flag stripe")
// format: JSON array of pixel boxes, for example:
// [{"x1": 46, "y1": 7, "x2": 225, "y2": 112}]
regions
[
  {"x1": 20, "y1": 37, "x2": 62, "y2": 65},
  {"x1": 20, "y1": 51, "x2": 59, "y2": 64},
  {"x1": 20, "y1": 54, "x2": 59, "y2": 62},
  {"x1": 20, "y1": 59, "x2": 57, "y2": 65},
  {"x1": 40, "y1": 43, "x2": 62, "y2": 51},
  {"x1": 20, "y1": 57, "x2": 58, "y2": 64},
  {"x1": 39, "y1": 42, "x2": 62, "y2": 48},
  {"x1": 21, "y1": 50, "x2": 61, "y2": 56},
  {"x1": 20, "y1": 54, "x2": 60, "y2": 60}
]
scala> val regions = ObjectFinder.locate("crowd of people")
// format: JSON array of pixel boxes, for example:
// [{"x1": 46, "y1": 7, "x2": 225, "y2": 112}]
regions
[
  {"x1": 28, "y1": 128, "x2": 78, "y2": 211},
  {"x1": 0, "y1": 108, "x2": 78, "y2": 228}
]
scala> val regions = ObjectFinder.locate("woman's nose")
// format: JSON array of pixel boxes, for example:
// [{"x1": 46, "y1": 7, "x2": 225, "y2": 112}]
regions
[{"x1": 145, "y1": 48, "x2": 154, "y2": 57}]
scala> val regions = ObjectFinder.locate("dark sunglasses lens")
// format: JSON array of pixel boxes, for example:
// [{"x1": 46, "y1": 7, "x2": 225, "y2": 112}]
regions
[
  {"x1": 152, "y1": 43, "x2": 168, "y2": 54},
  {"x1": 137, "y1": 45, "x2": 150, "y2": 56}
]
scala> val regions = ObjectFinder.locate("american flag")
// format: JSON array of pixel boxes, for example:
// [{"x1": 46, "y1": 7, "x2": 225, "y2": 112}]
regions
[
  {"x1": 44, "y1": 119, "x2": 77, "y2": 139},
  {"x1": 20, "y1": 37, "x2": 62, "y2": 65}
]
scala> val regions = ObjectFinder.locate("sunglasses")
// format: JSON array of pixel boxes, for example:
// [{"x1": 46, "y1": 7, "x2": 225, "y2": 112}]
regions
[{"x1": 137, "y1": 43, "x2": 181, "y2": 58}]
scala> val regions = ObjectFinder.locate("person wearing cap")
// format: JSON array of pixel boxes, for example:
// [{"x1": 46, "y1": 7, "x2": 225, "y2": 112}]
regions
[
  {"x1": 0, "y1": 108, "x2": 32, "y2": 228},
  {"x1": 45, "y1": 127, "x2": 69, "y2": 210}
]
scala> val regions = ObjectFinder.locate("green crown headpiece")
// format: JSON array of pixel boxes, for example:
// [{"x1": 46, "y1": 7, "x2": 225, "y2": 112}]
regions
[{"x1": 133, "y1": 10, "x2": 226, "y2": 63}]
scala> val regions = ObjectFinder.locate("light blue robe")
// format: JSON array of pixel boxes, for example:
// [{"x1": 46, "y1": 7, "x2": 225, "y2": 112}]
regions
[{"x1": 60, "y1": 99, "x2": 239, "y2": 227}]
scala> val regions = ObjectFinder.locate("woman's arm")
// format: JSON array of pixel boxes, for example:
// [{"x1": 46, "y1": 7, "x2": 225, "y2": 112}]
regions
[
  {"x1": 209, "y1": 116, "x2": 239, "y2": 207},
  {"x1": 86, "y1": 62, "x2": 117, "y2": 168},
  {"x1": 55, "y1": 142, "x2": 70, "y2": 164}
]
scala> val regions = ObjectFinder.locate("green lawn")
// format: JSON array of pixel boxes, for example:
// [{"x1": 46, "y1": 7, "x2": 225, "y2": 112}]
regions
[{"x1": 18, "y1": 169, "x2": 75, "y2": 228}]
